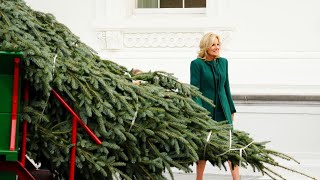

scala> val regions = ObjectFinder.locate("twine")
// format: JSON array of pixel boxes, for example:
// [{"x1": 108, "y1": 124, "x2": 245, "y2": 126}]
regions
[
  {"x1": 40, "y1": 54, "x2": 57, "y2": 117},
  {"x1": 203, "y1": 130, "x2": 212, "y2": 158},
  {"x1": 52, "y1": 54, "x2": 57, "y2": 76},
  {"x1": 124, "y1": 71, "x2": 132, "y2": 78},
  {"x1": 128, "y1": 110, "x2": 138, "y2": 132},
  {"x1": 217, "y1": 130, "x2": 254, "y2": 168}
]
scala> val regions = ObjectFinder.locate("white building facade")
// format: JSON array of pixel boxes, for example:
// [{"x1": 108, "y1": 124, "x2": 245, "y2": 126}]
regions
[
  {"x1": 25, "y1": 0, "x2": 320, "y2": 178},
  {"x1": 26, "y1": 0, "x2": 320, "y2": 90}
]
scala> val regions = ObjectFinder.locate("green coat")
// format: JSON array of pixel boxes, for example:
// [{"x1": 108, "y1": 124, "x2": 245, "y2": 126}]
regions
[{"x1": 190, "y1": 57, "x2": 236, "y2": 124}]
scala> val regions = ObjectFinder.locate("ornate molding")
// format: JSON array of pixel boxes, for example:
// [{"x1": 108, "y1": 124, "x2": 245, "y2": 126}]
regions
[
  {"x1": 97, "y1": 31, "x2": 123, "y2": 50},
  {"x1": 96, "y1": 29, "x2": 233, "y2": 50},
  {"x1": 123, "y1": 32, "x2": 203, "y2": 48}
]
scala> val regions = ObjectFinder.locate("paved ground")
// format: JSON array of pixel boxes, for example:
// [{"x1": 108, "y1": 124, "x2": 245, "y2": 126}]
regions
[
  {"x1": 163, "y1": 101, "x2": 320, "y2": 180},
  {"x1": 164, "y1": 173, "x2": 270, "y2": 180}
]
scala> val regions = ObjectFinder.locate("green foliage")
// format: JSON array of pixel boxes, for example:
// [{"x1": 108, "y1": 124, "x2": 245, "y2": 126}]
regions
[{"x1": 0, "y1": 0, "x2": 316, "y2": 180}]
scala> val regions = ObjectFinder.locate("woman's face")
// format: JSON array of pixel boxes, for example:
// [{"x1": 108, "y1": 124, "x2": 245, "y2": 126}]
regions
[{"x1": 206, "y1": 37, "x2": 220, "y2": 59}]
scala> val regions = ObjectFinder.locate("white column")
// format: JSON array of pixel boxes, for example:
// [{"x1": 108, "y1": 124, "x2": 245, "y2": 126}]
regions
[
  {"x1": 93, "y1": 0, "x2": 106, "y2": 26},
  {"x1": 206, "y1": 0, "x2": 219, "y2": 17},
  {"x1": 94, "y1": 0, "x2": 128, "y2": 26},
  {"x1": 106, "y1": 0, "x2": 126, "y2": 22},
  {"x1": 206, "y1": 0, "x2": 232, "y2": 20}
]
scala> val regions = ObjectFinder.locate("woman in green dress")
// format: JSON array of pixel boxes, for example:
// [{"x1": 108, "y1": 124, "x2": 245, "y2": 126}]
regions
[{"x1": 190, "y1": 32, "x2": 239, "y2": 180}]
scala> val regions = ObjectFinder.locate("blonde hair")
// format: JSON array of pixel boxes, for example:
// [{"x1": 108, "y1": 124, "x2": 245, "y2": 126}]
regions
[
  {"x1": 132, "y1": 69, "x2": 143, "y2": 75},
  {"x1": 197, "y1": 32, "x2": 221, "y2": 59}
]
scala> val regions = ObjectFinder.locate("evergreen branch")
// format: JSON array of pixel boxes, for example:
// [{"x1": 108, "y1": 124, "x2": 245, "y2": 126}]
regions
[{"x1": 1, "y1": 1, "x2": 316, "y2": 179}]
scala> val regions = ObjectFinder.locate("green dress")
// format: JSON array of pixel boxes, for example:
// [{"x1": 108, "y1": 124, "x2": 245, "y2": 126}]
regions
[{"x1": 190, "y1": 57, "x2": 236, "y2": 124}]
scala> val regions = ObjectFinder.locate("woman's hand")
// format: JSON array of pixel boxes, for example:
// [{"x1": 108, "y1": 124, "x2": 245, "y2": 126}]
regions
[
  {"x1": 132, "y1": 80, "x2": 147, "y2": 85},
  {"x1": 132, "y1": 80, "x2": 141, "y2": 85}
]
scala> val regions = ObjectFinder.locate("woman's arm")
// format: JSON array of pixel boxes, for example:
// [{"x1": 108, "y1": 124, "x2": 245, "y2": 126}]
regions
[
  {"x1": 190, "y1": 60, "x2": 203, "y2": 106},
  {"x1": 224, "y1": 60, "x2": 236, "y2": 114}
]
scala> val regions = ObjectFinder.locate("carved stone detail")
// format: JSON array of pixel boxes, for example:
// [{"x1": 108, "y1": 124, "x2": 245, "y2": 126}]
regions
[
  {"x1": 215, "y1": 30, "x2": 232, "y2": 50},
  {"x1": 123, "y1": 32, "x2": 203, "y2": 48},
  {"x1": 97, "y1": 31, "x2": 123, "y2": 50},
  {"x1": 96, "y1": 29, "x2": 233, "y2": 50}
]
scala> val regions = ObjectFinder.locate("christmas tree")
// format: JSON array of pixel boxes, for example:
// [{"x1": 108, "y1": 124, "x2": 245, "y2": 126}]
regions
[{"x1": 0, "y1": 0, "x2": 316, "y2": 179}]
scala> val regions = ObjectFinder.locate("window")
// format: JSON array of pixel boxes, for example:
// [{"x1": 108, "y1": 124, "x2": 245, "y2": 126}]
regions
[{"x1": 137, "y1": 0, "x2": 206, "y2": 8}]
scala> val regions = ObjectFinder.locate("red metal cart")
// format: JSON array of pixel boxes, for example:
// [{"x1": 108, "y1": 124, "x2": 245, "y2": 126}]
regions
[{"x1": 0, "y1": 51, "x2": 102, "y2": 180}]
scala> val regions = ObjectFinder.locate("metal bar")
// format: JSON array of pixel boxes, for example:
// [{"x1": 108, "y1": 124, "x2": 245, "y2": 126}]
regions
[
  {"x1": 69, "y1": 116, "x2": 77, "y2": 180},
  {"x1": 10, "y1": 57, "x2": 21, "y2": 151},
  {"x1": 0, "y1": 161, "x2": 36, "y2": 180},
  {"x1": 51, "y1": 89, "x2": 102, "y2": 145},
  {"x1": 20, "y1": 120, "x2": 27, "y2": 166},
  {"x1": 20, "y1": 82, "x2": 29, "y2": 166}
]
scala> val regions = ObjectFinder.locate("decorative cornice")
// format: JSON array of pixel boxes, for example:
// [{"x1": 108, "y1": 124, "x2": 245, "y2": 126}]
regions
[
  {"x1": 123, "y1": 32, "x2": 203, "y2": 48},
  {"x1": 97, "y1": 31, "x2": 123, "y2": 50},
  {"x1": 96, "y1": 28, "x2": 233, "y2": 50}
]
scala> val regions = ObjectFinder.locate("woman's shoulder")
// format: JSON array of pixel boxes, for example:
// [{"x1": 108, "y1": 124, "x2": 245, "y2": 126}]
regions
[
  {"x1": 191, "y1": 58, "x2": 204, "y2": 64},
  {"x1": 218, "y1": 57, "x2": 228, "y2": 62},
  {"x1": 191, "y1": 57, "x2": 228, "y2": 64},
  {"x1": 218, "y1": 57, "x2": 229, "y2": 65},
  {"x1": 191, "y1": 58, "x2": 206, "y2": 68}
]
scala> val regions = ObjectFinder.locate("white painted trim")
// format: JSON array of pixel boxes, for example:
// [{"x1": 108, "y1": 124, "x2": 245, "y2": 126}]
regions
[
  {"x1": 133, "y1": 8, "x2": 206, "y2": 14},
  {"x1": 237, "y1": 102, "x2": 320, "y2": 114},
  {"x1": 231, "y1": 85, "x2": 320, "y2": 96},
  {"x1": 99, "y1": 50, "x2": 320, "y2": 59},
  {"x1": 225, "y1": 51, "x2": 320, "y2": 60},
  {"x1": 95, "y1": 27, "x2": 234, "y2": 50},
  {"x1": 232, "y1": 84, "x2": 320, "y2": 96},
  {"x1": 95, "y1": 26, "x2": 234, "y2": 32}
]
